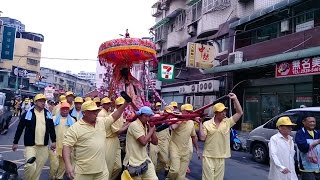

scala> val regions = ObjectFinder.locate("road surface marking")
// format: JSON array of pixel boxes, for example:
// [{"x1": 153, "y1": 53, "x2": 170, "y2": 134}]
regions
[{"x1": 9, "y1": 117, "x2": 20, "y2": 128}]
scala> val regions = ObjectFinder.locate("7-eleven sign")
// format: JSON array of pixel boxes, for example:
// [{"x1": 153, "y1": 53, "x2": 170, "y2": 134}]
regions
[{"x1": 158, "y1": 63, "x2": 175, "y2": 81}]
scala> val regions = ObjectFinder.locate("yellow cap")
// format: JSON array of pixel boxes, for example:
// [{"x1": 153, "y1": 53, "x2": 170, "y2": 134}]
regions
[
  {"x1": 65, "y1": 91, "x2": 74, "y2": 97},
  {"x1": 85, "y1": 97, "x2": 92, "y2": 102},
  {"x1": 115, "y1": 97, "x2": 125, "y2": 106},
  {"x1": 34, "y1": 94, "x2": 46, "y2": 101},
  {"x1": 74, "y1": 97, "x2": 84, "y2": 103},
  {"x1": 181, "y1": 104, "x2": 185, "y2": 111},
  {"x1": 93, "y1": 97, "x2": 101, "y2": 103},
  {"x1": 276, "y1": 116, "x2": 296, "y2": 127},
  {"x1": 170, "y1": 101, "x2": 178, "y2": 107},
  {"x1": 59, "y1": 95, "x2": 66, "y2": 102},
  {"x1": 101, "y1": 97, "x2": 111, "y2": 105},
  {"x1": 184, "y1": 104, "x2": 193, "y2": 111},
  {"x1": 164, "y1": 105, "x2": 174, "y2": 113},
  {"x1": 156, "y1": 102, "x2": 161, "y2": 106},
  {"x1": 81, "y1": 100, "x2": 100, "y2": 111},
  {"x1": 213, "y1": 103, "x2": 228, "y2": 112}
]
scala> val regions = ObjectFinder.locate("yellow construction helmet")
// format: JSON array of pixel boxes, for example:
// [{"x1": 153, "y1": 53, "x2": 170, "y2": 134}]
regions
[
  {"x1": 170, "y1": 101, "x2": 178, "y2": 107},
  {"x1": 115, "y1": 97, "x2": 125, "y2": 106},
  {"x1": 101, "y1": 97, "x2": 111, "y2": 105},
  {"x1": 93, "y1": 97, "x2": 101, "y2": 103},
  {"x1": 74, "y1": 97, "x2": 84, "y2": 103},
  {"x1": 84, "y1": 97, "x2": 92, "y2": 102}
]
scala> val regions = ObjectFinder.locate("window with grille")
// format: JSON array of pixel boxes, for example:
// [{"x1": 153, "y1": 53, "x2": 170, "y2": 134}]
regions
[
  {"x1": 27, "y1": 58, "x2": 39, "y2": 66},
  {"x1": 28, "y1": 46, "x2": 41, "y2": 54}
]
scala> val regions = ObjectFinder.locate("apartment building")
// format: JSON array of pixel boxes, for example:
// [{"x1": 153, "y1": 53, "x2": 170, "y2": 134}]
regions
[
  {"x1": 0, "y1": 17, "x2": 44, "y2": 95},
  {"x1": 40, "y1": 67, "x2": 94, "y2": 97},
  {"x1": 152, "y1": 0, "x2": 320, "y2": 130}
]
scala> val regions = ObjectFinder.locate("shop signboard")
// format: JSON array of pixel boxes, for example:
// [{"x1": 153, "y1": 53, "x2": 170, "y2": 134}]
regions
[
  {"x1": 186, "y1": 42, "x2": 217, "y2": 69},
  {"x1": 276, "y1": 57, "x2": 320, "y2": 78}
]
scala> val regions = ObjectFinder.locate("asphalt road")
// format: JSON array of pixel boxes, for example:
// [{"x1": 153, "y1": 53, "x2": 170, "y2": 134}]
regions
[{"x1": 0, "y1": 117, "x2": 269, "y2": 180}]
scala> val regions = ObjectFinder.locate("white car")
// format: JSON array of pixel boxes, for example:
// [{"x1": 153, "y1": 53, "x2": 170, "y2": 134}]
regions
[{"x1": 246, "y1": 107, "x2": 320, "y2": 163}]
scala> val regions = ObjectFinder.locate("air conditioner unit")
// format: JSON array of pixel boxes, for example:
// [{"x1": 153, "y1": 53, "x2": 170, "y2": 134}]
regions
[
  {"x1": 187, "y1": 25, "x2": 196, "y2": 36},
  {"x1": 228, "y1": 51, "x2": 243, "y2": 65},
  {"x1": 199, "y1": 80, "x2": 220, "y2": 92},
  {"x1": 190, "y1": 84, "x2": 199, "y2": 93}
]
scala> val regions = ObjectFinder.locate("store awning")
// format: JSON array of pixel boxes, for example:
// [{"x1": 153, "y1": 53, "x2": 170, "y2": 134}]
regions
[
  {"x1": 186, "y1": 0, "x2": 200, "y2": 6},
  {"x1": 229, "y1": 0, "x2": 303, "y2": 29},
  {"x1": 152, "y1": 18, "x2": 170, "y2": 29},
  {"x1": 202, "y1": 46, "x2": 320, "y2": 74}
]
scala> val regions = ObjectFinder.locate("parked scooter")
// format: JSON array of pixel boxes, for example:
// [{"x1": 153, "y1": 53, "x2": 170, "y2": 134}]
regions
[
  {"x1": 230, "y1": 128, "x2": 242, "y2": 151},
  {"x1": 0, "y1": 156, "x2": 36, "y2": 180}
]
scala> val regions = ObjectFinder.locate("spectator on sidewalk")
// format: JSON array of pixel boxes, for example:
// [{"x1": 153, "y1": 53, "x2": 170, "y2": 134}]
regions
[
  {"x1": 295, "y1": 116, "x2": 320, "y2": 180},
  {"x1": 268, "y1": 116, "x2": 298, "y2": 180}
]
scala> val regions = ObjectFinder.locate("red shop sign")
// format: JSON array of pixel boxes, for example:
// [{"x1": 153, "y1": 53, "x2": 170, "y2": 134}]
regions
[{"x1": 276, "y1": 57, "x2": 320, "y2": 78}]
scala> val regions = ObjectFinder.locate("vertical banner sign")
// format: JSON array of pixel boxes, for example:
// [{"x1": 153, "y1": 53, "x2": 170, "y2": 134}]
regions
[
  {"x1": 186, "y1": 42, "x2": 217, "y2": 69},
  {"x1": 1, "y1": 26, "x2": 16, "y2": 60},
  {"x1": 158, "y1": 63, "x2": 175, "y2": 81}
]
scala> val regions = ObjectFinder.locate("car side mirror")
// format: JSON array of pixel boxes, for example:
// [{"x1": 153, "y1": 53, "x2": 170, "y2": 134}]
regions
[{"x1": 27, "y1": 157, "x2": 36, "y2": 164}]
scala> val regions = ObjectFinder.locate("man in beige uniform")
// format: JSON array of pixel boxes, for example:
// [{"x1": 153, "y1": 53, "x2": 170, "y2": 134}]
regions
[
  {"x1": 70, "y1": 97, "x2": 84, "y2": 121},
  {"x1": 123, "y1": 106, "x2": 158, "y2": 180},
  {"x1": 65, "y1": 91, "x2": 75, "y2": 109},
  {"x1": 150, "y1": 106, "x2": 170, "y2": 174},
  {"x1": 50, "y1": 102, "x2": 76, "y2": 180},
  {"x1": 166, "y1": 104, "x2": 200, "y2": 180},
  {"x1": 97, "y1": 97, "x2": 112, "y2": 118},
  {"x1": 52, "y1": 95, "x2": 67, "y2": 116},
  {"x1": 12, "y1": 94, "x2": 56, "y2": 180},
  {"x1": 63, "y1": 99, "x2": 129, "y2": 180},
  {"x1": 100, "y1": 97, "x2": 130, "y2": 180},
  {"x1": 198, "y1": 93, "x2": 243, "y2": 180}
]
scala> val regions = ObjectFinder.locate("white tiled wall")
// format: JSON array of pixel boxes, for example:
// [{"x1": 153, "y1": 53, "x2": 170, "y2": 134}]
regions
[
  {"x1": 197, "y1": 0, "x2": 236, "y2": 36},
  {"x1": 254, "y1": 0, "x2": 283, "y2": 11},
  {"x1": 237, "y1": 0, "x2": 254, "y2": 18}
]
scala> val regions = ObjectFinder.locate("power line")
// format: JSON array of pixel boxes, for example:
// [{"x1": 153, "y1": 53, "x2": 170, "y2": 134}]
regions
[{"x1": 14, "y1": 55, "x2": 98, "y2": 61}]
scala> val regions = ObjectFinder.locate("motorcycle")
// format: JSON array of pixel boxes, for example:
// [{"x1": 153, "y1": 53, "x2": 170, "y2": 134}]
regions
[
  {"x1": 230, "y1": 128, "x2": 242, "y2": 151},
  {"x1": 0, "y1": 157, "x2": 36, "y2": 180}
]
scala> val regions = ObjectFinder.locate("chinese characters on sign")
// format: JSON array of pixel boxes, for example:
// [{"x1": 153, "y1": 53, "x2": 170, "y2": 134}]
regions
[
  {"x1": 276, "y1": 57, "x2": 320, "y2": 78},
  {"x1": 186, "y1": 42, "x2": 217, "y2": 69},
  {"x1": 157, "y1": 63, "x2": 175, "y2": 81},
  {"x1": 1, "y1": 26, "x2": 16, "y2": 60}
]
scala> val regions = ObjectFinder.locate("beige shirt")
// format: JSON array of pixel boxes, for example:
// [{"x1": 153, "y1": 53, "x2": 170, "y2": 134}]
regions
[
  {"x1": 63, "y1": 117, "x2": 113, "y2": 174},
  {"x1": 34, "y1": 109, "x2": 46, "y2": 145},
  {"x1": 97, "y1": 108, "x2": 110, "y2": 118},
  {"x1": 170, "y1": 120, "x2": 196, "y2": 154},
  {"x1": 123, "y1": 119, "x2": 150, "y2": 166},
  {"x1": 203, "y1": 117, "x2": 235, "y2": 158},
  {"x1": 53, "y1": 116, "x2": 75, "y2": 156}
]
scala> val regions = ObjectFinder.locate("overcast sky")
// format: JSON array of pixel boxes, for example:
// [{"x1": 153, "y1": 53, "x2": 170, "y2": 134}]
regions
[{"x1": 1, "y1": 0, "x2": 155, "y2": 73}]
